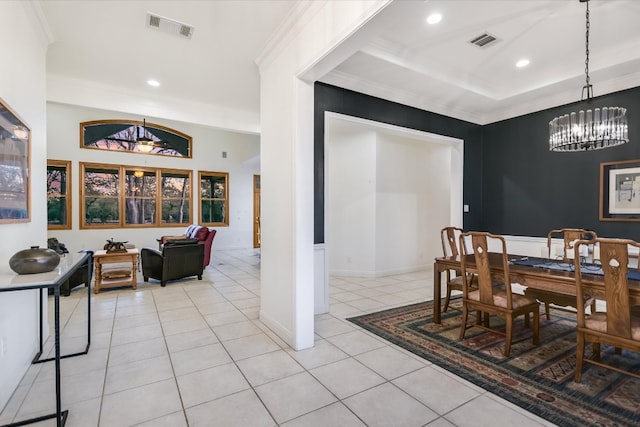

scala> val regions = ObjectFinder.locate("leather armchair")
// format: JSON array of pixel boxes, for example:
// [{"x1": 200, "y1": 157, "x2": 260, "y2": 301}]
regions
[
  {"x1": 157, "y1": 225, "x2": 216, "y2": 267},
  {"x1": 141, "y1": 239, "x2": 204, "y2": 287}
]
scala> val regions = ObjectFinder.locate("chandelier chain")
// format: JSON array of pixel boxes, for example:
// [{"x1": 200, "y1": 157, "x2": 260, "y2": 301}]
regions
[{"x1": 584, "y1": 1, "x2": 590, "y2": 88}]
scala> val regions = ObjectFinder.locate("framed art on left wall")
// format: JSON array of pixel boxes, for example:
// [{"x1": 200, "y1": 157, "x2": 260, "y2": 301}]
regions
[{"x1": 0, "y1": 98, "x2": 30, "y2": 223}]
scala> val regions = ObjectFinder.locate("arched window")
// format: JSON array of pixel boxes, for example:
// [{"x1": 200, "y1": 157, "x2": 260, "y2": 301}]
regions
[{"x1": 80, "y1": 119, "x2": 192, "y2": 157}]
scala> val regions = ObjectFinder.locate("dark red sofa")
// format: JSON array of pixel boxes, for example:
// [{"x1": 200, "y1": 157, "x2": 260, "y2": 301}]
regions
[{"x1": 157, "y1": 225, "x2": 216, "y2": 267}]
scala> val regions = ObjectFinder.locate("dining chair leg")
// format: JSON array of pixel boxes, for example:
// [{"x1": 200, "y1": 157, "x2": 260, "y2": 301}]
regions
[
  {"x1": 443, "y1": 289, "x2": 452, "y2": 313},
  {"x1": 459, "y1": 305, "x2": 469, "y2": 340},
  {"x1": 575, "y1": 332, "x2": 585, "y2": 383},
  {"x1": 593, "y1": 342, "x2": 601, "y2": 362},
  {"x1": 504, "y1": 315, "x2": 513, "y2": 357},
  {"x1": 524, "y1": 312, "x2": 530, "y2": 328},
  {"x1": 544, "y1": 302, "x2": 550, "y2": 321},
  {"x1": 532, "y1": 311, "x2": 539, "y2": 345}
]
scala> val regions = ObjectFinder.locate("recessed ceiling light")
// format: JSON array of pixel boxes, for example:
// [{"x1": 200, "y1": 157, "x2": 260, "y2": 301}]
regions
[
  {"x1": 147, "y1": 79, "x2": 160, "y2": 87},
  {"x1": 516, "y1": 59, "x2": 530, "y2": 68},
  {"x1": 426, "y1": 13, "x2": 442, "y2": 25}
]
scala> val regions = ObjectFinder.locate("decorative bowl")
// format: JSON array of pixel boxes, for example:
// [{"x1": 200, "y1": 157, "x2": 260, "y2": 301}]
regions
[{"x1": 9, "y1": 246, "x2": 61, "y2": 274}]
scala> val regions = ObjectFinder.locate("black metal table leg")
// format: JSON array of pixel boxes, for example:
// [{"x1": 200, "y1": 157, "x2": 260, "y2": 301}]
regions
[
  {"x1": 33, "y1": 254, "x2": 93, "y2": 364},
  {"x1": 0, "y1": 252, "x2": 91, "y2": 427}
]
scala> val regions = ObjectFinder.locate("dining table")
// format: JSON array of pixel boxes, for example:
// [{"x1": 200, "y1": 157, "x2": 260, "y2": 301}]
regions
[{"x1": 432, "y1": 253, "x2": 640, "y2": 324}]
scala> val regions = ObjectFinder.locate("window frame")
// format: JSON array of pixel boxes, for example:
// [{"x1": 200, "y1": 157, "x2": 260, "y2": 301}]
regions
[
  {"x1": 124, "y1": 168, "x2": 158, "y2": 226},
  {"x1": 159, "y1": 169, "x2": 193, "y2": 226},
  {"x1": 47, "y1": 159, "x2": 72, "y2": 230},
  {"x1": 80, "y1": 119, "x2": 193, "y2": 158},
  {"x1": 198, "y1": 170, "x2": 229, "y2": 227},
  {"x1": 80, "y1": 162, "x2": 193, "y2": 229}
]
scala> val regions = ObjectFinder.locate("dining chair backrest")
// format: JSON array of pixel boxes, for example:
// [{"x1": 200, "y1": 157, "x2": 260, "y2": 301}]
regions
[
  {"x1": 547, "y1": 228, "x2": 597, "y2": 260},
  {"x1": 460, "y1": 231, "x2": 513, "y2": 309},
  {"x1": 574, "y1": 237, "x2": 640, "y2": 336},
  {"x1": 573, "y1": 237, "x2": 640, "y2": 382},
  {"x1": 440, "y1": 226, "x2": 470, "y2": 313},
  {"x1": 441, "y1": 226, "x2": 463, "y2": 258}
]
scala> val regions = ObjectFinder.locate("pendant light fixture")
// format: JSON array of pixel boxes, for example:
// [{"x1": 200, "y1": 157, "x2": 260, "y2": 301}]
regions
[
  {"x1": 137, "y1": 119, "x2": 155, "y2": 153},
  {"x1": 549, "y1": 0, "x2": 628, "y2": 152}
]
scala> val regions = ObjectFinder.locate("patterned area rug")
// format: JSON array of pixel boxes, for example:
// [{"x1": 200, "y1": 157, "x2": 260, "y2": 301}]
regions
[{"x1": 347, "y1": 300, "x2": 640, "y2": 427}]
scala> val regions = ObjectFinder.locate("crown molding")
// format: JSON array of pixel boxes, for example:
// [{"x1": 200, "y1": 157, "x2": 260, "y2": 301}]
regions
[
  {"x1": 254, "y1": 0, "x2": 319, "y2": 71},
  {"x1": 320, "y1": 70, "x2": 485, "y2": 125},
  {"x1": 482, "y1": 70, "x2": 640, "y2": 124},
  {"x1": 321, "y1": 65, "x2": 640, "y2": 126},
  {"x1": 23, "y1": 1, "x2": 55, "y2": 47}
]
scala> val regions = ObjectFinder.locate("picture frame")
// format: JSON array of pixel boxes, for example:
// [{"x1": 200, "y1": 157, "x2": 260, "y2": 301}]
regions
[
  {"x1": 0, "y1": 98, "x2": 30, "y2": 223},
  {"x1": 80, "y1": 119, "x2": 192, "y2": 158},
  {"x1": 599, "y1": 159, "x2": 640, "y2": 222}
]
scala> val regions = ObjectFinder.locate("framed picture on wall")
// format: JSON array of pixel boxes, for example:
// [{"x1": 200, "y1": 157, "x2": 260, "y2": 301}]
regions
[
  {"x1": 0, "y1": 98, "x2": 30, "y2": 223},
  {"x1": 600, "y1": 159, "x2": 640, "y2": 221}
]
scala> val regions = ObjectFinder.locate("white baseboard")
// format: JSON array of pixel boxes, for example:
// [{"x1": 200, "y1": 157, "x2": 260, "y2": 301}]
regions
[
  {"x1": 259, "y1": 309, "x2": 294, "y2": 349},
  {"x1": 330, "y1": 263, "x2": 429, "y2": 278}
]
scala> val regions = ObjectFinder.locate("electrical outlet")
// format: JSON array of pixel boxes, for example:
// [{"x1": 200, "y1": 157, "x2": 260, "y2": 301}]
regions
[
  {"x1": 463, "y1": 204, "x2": 470, "y2": 213},
  {"x1": 0, "y1": 336, "x2": 6, "y2": 357}
]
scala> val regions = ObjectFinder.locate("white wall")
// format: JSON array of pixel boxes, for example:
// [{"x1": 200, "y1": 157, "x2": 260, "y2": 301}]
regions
[
  {"x1": 326, "y1": 115, "x2": 459, "y2": 278},
  {"x1": 0, "y1": 1, "x2": 50, "y2": 412},
  {"x1": 46, "y1": 102, "x2": 260, "y2": 254},
  {"x1": 423, "y1": 140, "x2": 458, "y2": 261},
  {"x1": 376, "y1": 133, "x2": 429, "y2": 275},
  {"x1": 327, "y1": 130, "x2": 377, "y2": 274}
]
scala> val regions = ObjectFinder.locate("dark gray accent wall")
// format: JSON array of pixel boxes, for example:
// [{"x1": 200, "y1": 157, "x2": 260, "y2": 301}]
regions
[
  {"x1": 315, "y1": 82, "x2": 640, "y2": 243},
  {"x1": 314, "y1": 82, "x2": 483, "y2": 244},
  {"x1": 483, "y1": 85, "x2": 640, "y2": 240}
]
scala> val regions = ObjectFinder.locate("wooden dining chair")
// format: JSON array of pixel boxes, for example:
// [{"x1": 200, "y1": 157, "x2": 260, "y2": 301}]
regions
[
  {"x1": 574, "y1": 237, "x2": 640, "y2": 382},
  {"x1": 528, "y1": 228, "x2": 598, "y2": 320},
  {"x1": 459, "y1": 231, "x2": 540, "y2": 357},
  {"x1": 546, "y1": 228, "x2": 598, "y2": 261},
  {"x1": 440, "y1": 226, "x2": 476, "y2": 312}
]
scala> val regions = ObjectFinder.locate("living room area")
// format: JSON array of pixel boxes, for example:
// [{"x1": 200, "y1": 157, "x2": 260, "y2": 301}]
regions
[{"x1": 45, "y1": 101, "x2": 261, "y2": 257}]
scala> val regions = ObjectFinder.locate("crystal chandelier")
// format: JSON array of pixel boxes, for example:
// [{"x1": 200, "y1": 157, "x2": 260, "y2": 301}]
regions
[{"x1": 549, "y1": 0, "x2": 628, "y2": 152}]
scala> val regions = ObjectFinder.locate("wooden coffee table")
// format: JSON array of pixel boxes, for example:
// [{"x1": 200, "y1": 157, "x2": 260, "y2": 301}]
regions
[{"x1": 93, "y1": 248, "x2": 139, "y2": 293}]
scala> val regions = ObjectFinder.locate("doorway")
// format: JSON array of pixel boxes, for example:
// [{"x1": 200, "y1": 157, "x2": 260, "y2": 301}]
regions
[
  {"x1": 253, "y1": 174, "x2": 261, "y2": 248},
  {"x1": 324, "y1": 112, "x2": 463, "y2": 278}
]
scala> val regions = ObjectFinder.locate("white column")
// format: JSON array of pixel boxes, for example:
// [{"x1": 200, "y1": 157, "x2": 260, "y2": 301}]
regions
[
  {"x1": 258, "y1": 71, "x2": 315, "y2": 350},
  {"x1": 257, "y1": 0, "x2": 390, "y2": 350}
]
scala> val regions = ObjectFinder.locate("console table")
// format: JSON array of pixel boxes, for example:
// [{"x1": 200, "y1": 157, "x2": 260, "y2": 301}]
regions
[{"x1": 0, "y1": 251, "x2": 92, "y2": 427}]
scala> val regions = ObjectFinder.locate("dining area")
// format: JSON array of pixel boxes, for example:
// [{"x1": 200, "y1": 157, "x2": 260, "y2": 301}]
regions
[{"x1": 434, "y1": 226, "x2": 640, "y2": 383}]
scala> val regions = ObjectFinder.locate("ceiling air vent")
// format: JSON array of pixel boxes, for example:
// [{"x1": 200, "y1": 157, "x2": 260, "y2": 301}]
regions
[
  {"x1": 469, "y1": 33, "x2": 498, "y2": 48},
  {"x1": 148, "y1": 14, "x2": 161, "y2": 28},
  {"x1": 146, "y1": 12, "x2": 194, "y2": 39}
]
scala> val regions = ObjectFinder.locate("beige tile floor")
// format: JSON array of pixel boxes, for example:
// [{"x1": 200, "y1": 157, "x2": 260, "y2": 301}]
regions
[{"x1": 0, "y1": 249, "x2": 555, "y2": 427}]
